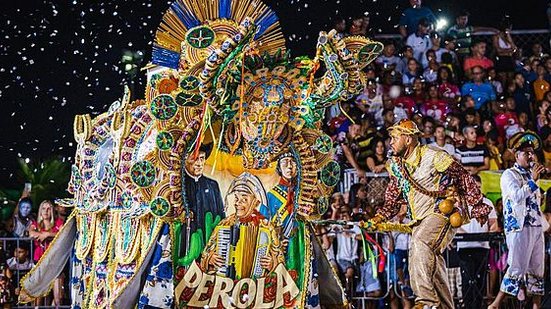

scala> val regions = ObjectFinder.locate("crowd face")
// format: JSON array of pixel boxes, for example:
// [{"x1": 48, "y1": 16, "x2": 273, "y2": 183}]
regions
[
  {"x1": 375, "y1": 140, "x2": 386, "y2": 156},
  {"x1": 185, "y1": 151, "x2": 207, "y2": 177},
  {"x1": 356, "y1": 186, "x2": 368, "y2": 200},
  {"x1": 404, "y1": 47, "x2": 414, "y2": 59},
  {"x1": 384, "y1": 110, "x2": 395, "y2": 125},
  {"x1": 472, "y1": 43, "x2": 487, "y2": 57},
  {"x1": 409, "y1": 0, "x2": 421, "y2": 8},
  {"x1": 418, "y1": 23, "x2": 429, "y2": 35},
  {"x1": 431, "y1": 36, "x2": 441, "y2": 48},
  {"x1": 383, "y1": 44, "x2": 395, "y2": 57},
  {"x1": 428, "y1": 85, "x2": 439, "y2": 99},
  {"x1": 545, "y1": 58, "x2": 551, "y2": 72},
  {"x1": 438, "y1": 67, "x2": 449, "y2": 81},
  {"x1": 407, "y1": 59, "x2": 418, "y2": 73},
  {"x1": 472, "y1": 67, "x2": 484, "y2": 83},
  {"x1": 15, "y1": 247, "x2": 28, "y2": 263},
  {"x1": 464, "y1": 127, "x2": 477, "y2": 143},
  {"x1": 533, "y1": 43, "x2": 543, "y2": 57},
  {"x1": 348, "y1": 123, "x2": 362, "y2": 139},
  {"x1": 434, "y1": 126, "x2": 446, "y2": 141},
  {"x1": 445, "y1": 39, "x2": 456, "y2": 51},
  {"x1": 483, "y1": 120, "x2": 493, "y2": 133},
  {"x1": 456, "y1": 15, "x2": 469, "y2": 28},
  {"x1": 519, "y1": 113, "x2": 529, "y2": 127},
  {"x1": 39, "y1": 202, "x2": 53, "y2": 222},
  {"x1": 424, "y1": 121, "x2": 435, "y2": 135},
  {"x1": 505, "y1": 97, "x2": 516, "y2": 111},
  {"x1": 488, "y1": 68, "x2": 497, "y2": 81},
  {"x1": 413, "y1": 78, "x2": 424, "y2": 92},
  {"x1": 537, "y1": 65, "x2": 546, "y2": 77},
  {"x1": 334, "y1": 19, "x2": 346, "y2": 33},
  {"x1": 331, "y1": 193, "x2": 344, "y2": 208},
  {"x1": 539, "y1": 100, "x2": 550, "y2": 114},
  {"x1": 19, "y1": 201, "x2": 31, "y2": 218}
]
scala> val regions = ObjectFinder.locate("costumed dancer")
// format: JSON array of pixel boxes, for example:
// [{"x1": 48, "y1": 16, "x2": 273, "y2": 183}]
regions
[
  {"x1": 489, "y1": 131, "x2": 546, "y2": 308},
  {"x1": 365, "y1": 119, "x2": 491, "y2": 309}
]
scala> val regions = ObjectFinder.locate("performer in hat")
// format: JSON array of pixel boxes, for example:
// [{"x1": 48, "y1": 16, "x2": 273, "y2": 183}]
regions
[
  {"x1": 201, "y1": 172, "x2": 281, "y2": 276},
  {"x1": 366, "y1": 119, "x2": 491, "y2": 309},
  {"x1": 489, "y1": 131, "x2": 546, "y2": 308}
]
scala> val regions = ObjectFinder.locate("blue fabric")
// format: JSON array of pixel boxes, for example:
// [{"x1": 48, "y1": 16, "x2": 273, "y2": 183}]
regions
[
  {"x1": 461, "y1": 82, "x2": 496, "y2": 110},
  {"x1": 501, "y1": 275, "x2": 521, "y2": 296},
  {"x1": 218, "y1": 0, "x2": 231, "y2": 18},
  {"x1": 399, "y1": 7, "x2": 436, "y2": 35},
  {"x1": 138, "y1": 224, "x2": 173, "y2": 309},
  {"x1": 170, "y1": 1, "x2": 200, "y2": 29},
  {"x1": 528, "y1": 180, "x2": 539, "y2": 192},
  {"x1": 504, "y1": 199, "x2": 521, "y2": 233}
]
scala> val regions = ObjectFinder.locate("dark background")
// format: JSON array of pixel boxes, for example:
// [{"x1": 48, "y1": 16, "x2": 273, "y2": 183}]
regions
[{"x1": 0, "y1": 0, "x2": 548, "y2": 187}]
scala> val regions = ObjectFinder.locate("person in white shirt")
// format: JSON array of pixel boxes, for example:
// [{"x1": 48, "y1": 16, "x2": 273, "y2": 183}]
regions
[
  {"x1": 421, "y1": 33, "x2": 447, "y2": 68},
  {"x1": 7, "y1": 244, "x2": 34, "y2": 272},
  {"x1": 406, "y1": 18, "x2": 432, "y2": 64},
  {"x1": 431, "y1": 125, "x2": 455, "y2": 155},
  {"x1": 489, "y1": 131, "x2": 546, "y2": 309},
  {"x1": 456, "y1": 175, "x2": 498, "y2": 309},
  {"x1": 375, "y1": 43, "x2": 401, "y2": 71}
]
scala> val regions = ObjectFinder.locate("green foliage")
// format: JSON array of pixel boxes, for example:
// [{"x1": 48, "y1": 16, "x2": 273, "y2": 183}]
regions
[{"x1": 0, "y1": 157, "x2": 70, "y2": 217}]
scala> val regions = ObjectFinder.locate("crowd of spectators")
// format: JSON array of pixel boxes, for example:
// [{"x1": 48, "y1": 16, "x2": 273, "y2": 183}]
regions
[
  {"x1": 0, "y1": 187, "x2": 69, "y2": 308},
  {"x1": 321, "y1": 1, "x2": 551, "y2": 308}
]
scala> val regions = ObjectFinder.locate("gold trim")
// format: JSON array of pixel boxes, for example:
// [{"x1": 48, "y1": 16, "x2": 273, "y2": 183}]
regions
[{"x1": 19, "y1": 212, "x2": 77, "y2": 302}]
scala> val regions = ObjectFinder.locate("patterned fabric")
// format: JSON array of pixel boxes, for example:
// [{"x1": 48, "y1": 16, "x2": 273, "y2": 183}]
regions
[
  {"x1": 378, "y1": 145, "x2": 489, "y2": 221},
  {"x1": 500, "y1": 226, "x2": 545, "y2": 296},
  {"x1": 501, "y1": 275, "x2": 522, "y2": 296},
  {"x1": 500, "y1": 163, "x2": 542, "y2": 233},
  {"x1": 262, "y1": 181, "x2": 297, "y2": 238},
  {"x1": 446, "y1": 267, "x2": 462, "y2": 299},
  {"x1": 138, "y1": 224, "x2": 174, "y2": 309},
  {"x1": 365, "y1": 177, "x2": 389, "y2": 207},
  {"x1": 305, "y1": 250, "x2": 320, "y2": 309}
]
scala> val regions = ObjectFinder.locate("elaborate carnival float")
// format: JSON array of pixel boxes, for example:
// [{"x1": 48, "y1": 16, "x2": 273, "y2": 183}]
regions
[{"x1": 19, "y1": 0, "x2": 383, "y2": 307}]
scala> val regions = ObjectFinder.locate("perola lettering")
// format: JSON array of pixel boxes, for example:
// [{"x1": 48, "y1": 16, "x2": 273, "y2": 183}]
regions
[{"x1": 177, "y1": 263, "x2": 300, "y2": 308}]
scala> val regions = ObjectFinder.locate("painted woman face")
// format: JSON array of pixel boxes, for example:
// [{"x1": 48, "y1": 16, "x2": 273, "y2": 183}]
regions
[{"x1": 19, "y1": 202, "x2": 31, "y2": 218}]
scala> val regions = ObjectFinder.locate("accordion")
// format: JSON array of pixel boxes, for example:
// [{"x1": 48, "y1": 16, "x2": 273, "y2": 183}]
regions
[{"x1": 214, "y1": 224, "x2": 271, "y2": 279}]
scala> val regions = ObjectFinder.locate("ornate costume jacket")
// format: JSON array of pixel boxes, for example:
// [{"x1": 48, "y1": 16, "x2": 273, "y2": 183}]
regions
[
  {"x1": 500, "y1": 163, "x2": 542, "y2": 233},
  {"x1": 377, "y1": 144, "x2": 491, "y2": 222}
]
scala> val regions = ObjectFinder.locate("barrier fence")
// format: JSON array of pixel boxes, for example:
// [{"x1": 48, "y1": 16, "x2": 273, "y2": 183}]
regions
[
  {"x1": 0, "y1": 237, "x2": 70, "y2": 308},
  {"x1": 372, "y1": 29, "x2": 551, "y2": 58}
]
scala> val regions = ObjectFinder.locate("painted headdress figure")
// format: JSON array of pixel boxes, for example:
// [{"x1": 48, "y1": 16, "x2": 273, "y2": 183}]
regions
[{"x1": 20, "y1": 0, "x2": 383, "y2": 308}]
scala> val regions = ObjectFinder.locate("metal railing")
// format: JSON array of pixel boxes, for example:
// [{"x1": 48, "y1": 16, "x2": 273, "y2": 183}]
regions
[
  {"x1": 372, "y1": 29, "x2": 551, "y2": 56},
  {"x1": 0, "y1": 237, "x2": 71, "y2": 308}
]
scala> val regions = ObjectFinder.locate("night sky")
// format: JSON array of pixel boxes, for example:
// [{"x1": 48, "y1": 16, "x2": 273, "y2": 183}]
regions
[{"x1": 0, "y1": 0, "x2": 547, "y2": 187}]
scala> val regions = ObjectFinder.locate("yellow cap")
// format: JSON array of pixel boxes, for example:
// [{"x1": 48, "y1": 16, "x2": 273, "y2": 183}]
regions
[{"x1": 388, "y1": 119, "x2": 421, "y2": 137}]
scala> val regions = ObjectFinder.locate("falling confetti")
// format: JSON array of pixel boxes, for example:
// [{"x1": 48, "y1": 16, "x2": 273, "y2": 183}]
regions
[{"x1": 0, "y1": 0, "x2": 542, "y2": 184}]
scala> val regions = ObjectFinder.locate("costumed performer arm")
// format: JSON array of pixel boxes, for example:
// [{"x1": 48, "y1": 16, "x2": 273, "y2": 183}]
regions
[
  {"x1": 448, "y1": 161, "x2": 491, "y2": 222},
  {"x1": 500, "y1": 169, "x2": 539, "y2": 207}
]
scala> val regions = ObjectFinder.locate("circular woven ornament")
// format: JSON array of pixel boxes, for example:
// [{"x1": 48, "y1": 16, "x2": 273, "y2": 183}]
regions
[
  {"x1": 156, "y1": 131, "x2": 174, "y2": 151},
  {"x1": 130, "y1": 160, "x2": 156, "y2": 188},
  {"x1": 320, "y1": 161, "x2": 341, "y2": 187},
  {"x1": 150, "y1": 197, "x2": 170, "y2": 217},
  {"x1": 150, "y1": 94, "x2": 178, "y2": 120}
]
